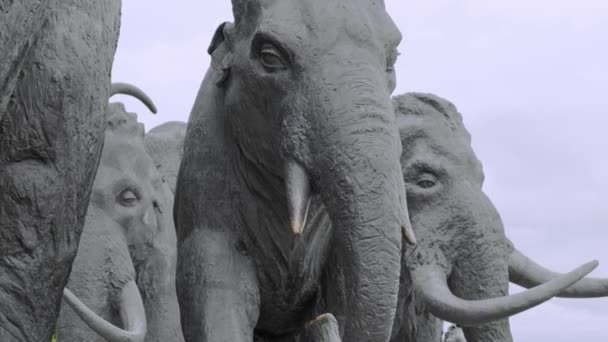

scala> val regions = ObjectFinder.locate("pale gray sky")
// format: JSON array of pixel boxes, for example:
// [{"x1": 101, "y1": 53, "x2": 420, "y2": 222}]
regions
[{"x1": 112, "y1": 1, "x2": 608, "y2": 340}]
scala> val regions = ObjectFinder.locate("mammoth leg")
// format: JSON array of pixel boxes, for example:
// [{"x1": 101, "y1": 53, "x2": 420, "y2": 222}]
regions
[{"x1": 177, "y1": 229, "x2": 260, "y2": 342}]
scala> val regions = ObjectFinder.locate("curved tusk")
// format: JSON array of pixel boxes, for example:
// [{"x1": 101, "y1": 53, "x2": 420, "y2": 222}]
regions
[
  {"x1": 285, "y1": 158, "x2": 311, "y2": 235},
  {"x1": 509, "y1": 248, "x2": 608, "y2": 298},
  {"x1": 63, "y1": 281, "x2": 147, "y2": 342},
  {"x1": 412, "y1": 260, "x2": 598, "y2": 327},
  {"x1": 110, "y1": 82, "x2": 158, "y2": 114}
]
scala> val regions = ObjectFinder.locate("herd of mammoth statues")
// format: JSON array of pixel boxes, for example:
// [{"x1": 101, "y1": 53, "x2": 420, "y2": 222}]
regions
[{"x1": 1, "y1": 1, "x2": 606, "y2": 342}]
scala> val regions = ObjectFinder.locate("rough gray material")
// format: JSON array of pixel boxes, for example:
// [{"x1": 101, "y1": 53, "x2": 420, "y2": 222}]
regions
[
  {"x1": 0, "y1": 1, "x2": 121, "y2": 340},
  {"x1": 0, "y1": 0, "x2": 50, "y2": 120},
  {"x1": 145, "y1": 121, "x2": 187, "y2": 194},
  {"x1": 58, "y1": 102, "x2": 184, "y2": 342},
  {"x1": 174, "y1": 1, "x2": 413, "y2": 341},
  {"x1": 389, "y1": 93, "x2": 599, "y2": 342}
]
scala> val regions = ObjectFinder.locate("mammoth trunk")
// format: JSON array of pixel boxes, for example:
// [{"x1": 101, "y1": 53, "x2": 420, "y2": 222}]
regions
[
  {"x1": 449, "y1": 259, "x2": 513, "y2": 341},
  {"x1": 308, "y1": 68, "x2": 411, "y2": 341}
]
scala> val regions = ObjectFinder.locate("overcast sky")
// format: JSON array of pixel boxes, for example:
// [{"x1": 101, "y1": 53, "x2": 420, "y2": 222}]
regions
[{"x1": 111, "y1": 1, "x2": 608, "y2": 340}]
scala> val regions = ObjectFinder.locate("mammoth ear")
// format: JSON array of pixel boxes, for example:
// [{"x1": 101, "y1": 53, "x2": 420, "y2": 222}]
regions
[{"x1": 208, "y1": 22, "x2": 235, "y2": 87}]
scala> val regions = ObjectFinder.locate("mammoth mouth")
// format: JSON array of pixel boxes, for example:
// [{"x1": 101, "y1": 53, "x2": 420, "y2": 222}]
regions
[{"x1": 284, "y1": 158, "x2": 416, "y2": 244}]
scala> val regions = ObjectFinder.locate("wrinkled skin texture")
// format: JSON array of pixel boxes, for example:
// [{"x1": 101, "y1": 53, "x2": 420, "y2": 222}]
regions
[
  {"x1": 144, "y1": 121, "x2": 187, "y2": 194},
  {"x1": 0, "y1": 0, "x2": 49, "y2": 118},
  {"x1": 0, "y1": 1, "x2": 120, "y2": 340},
  {"x1": 57, "y1": 105, "x2": 184, "y2": 342},
  {"x1": 175, "y1": 0, "x2": 411, "y2": 341}
]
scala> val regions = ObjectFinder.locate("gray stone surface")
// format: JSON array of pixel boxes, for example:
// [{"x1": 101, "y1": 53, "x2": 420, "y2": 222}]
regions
[
  {"x1": 0, "y1": 0, "x2": 50, "y2": 121},
  {"x1": 174, "y1": 1, "x2": 413, "y2": 341},
  {"x1": 145, "y1": 121, "x2": 187, "y2": 194},
  {"x1": 0, "y1": 1, "x2": 121, "y2": 340},
  {"x1": 58, "y1": 93, "x2": 184, "y2": 342}
]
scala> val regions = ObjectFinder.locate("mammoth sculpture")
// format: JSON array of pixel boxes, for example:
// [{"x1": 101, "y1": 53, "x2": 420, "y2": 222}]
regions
[
  {"x1": 0, "y1": 1, "x2": 121, "y2": 341},
  {"x1": 175, "y1": 0, "x2": 415, "y2": 341},
  {"x1": 144, "y1": 121, "x2": 187, "y2": 193},
  {"x1": 173, "y1": 1, "x2": 594, "y2": 341},
  {"x1": 57, "y1": 84, "x2": 184, "y2": 342},
  {"x1": 389, "y1": 93, "x2": 605, "y2": 342}
]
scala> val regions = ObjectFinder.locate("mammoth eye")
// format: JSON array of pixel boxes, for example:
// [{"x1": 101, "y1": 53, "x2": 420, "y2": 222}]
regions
[
  {"x1": 415, "y1": 174, "x2": 438, "y2": 189},
  {"x1": 118, "y1": 189, "x2": 139, "y2": 207},
  {"x1": 260, "y1": 43, "x2": 287, "y2": 71}
]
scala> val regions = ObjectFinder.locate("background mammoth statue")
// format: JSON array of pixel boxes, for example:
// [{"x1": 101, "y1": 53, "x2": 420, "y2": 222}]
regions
[
  {"x1": 175, "y1": 0, "x2": 418, "y2": 341},
  {"x1": 144, "y1": 121, "x2": 187, "y2": 194},
  {"x1": 389, "y1": 93, "x2": 605, "y2": 342},
  {"x1": 0, "y1": 1, "x2": 121, "y2": 341},
  {"x1": 57, "y1": 84, "x2": 184, "y2": 342}
]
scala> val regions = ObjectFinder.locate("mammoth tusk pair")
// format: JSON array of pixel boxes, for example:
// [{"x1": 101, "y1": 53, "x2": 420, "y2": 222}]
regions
[
  {"x1": 412, "y1": 260, "x2": 598, "y2": 327},
  {"x1": 284, "y1": 158, "x2": 417, "y2": 244},
  {"x1": 111, "y1": 82, "x2": 158, "y2": 114},
  {"x1": 509, "y1": 248, "x2": 608, "y2": 298},
  {"x1": 63, "y1": 281, "x2": 147, "y2": 342}
]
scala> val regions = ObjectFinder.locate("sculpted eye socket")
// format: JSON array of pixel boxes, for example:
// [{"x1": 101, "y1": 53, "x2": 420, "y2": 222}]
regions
[
  {"x1": 415, "y1": 173, "x2": 438, "y2": 189},
  {"x1": 118, "y1": 189, "x2": 139, "y2": 207},
  {"x1": 260, "y1": 43, "x2": 288, "y2": 71},
  {"x1": 261, "y1": 44, "x2": 287, "y2": 70}
]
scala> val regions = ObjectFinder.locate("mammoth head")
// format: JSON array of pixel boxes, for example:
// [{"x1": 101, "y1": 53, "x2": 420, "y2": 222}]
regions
[
  {"x1": 393, "y1": 93, "x2": 599, "y2": 335},
  {"x1": 191, "y1": 1, "x2": 414, "y2": 339},
  {"x1": 62, "y1": 83, "x2": 175, "y2": 342}
]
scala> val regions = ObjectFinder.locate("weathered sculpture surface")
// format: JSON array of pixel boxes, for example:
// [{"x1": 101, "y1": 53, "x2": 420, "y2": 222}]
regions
[
  {"x1": 389, "y1": 93, "x2": 605, "y2": 342},
  {"x1": 175, "y1": 0, "x2": 416, "y2": 341},
  {"x1": 145, "y1": 121, "x2": 187, "y2": 194},
  {"x1": 0, "y1": 1, "x2": 121, "y2": 340},
  {"x1": 58, "y1": 85, "x2": 184, "y2": 342}
]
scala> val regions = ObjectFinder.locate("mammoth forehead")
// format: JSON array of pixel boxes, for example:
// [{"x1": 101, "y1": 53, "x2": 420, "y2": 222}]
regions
[
  {"x1": 400, "y1": 124, "x2": 484, "y2": 179},
  {"x1": 261, "y1": 0, "x2": 400, "y2": 52},
  {"x1": 100, "y1": 139, "x2": 157, "y2": 178}
]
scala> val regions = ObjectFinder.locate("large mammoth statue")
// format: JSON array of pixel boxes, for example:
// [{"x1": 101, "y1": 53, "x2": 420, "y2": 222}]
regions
[
  {"x1": 173, "y1": 1, "x2": 593, "y2": 341},
  {"x1": 57, "y1": 84, "x2": 184, "y2": 342},
  {"x1": 0, "y1": 1, "x2": 121, "y2": 341},
  {"x1": 175, "y1": 0, "x2": 414, "y2": 341},
  {"x1": 389, "y1": 93, "x2": 605, "y2": 342}
]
